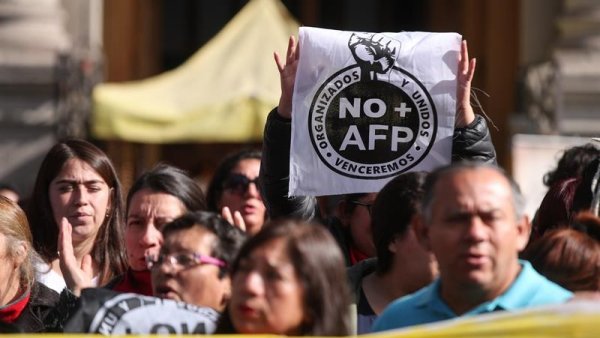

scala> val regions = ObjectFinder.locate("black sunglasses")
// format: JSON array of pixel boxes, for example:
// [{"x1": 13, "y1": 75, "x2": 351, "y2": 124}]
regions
[{"x1": 223, "y1": 173, "x2": 260, "y2": 196}]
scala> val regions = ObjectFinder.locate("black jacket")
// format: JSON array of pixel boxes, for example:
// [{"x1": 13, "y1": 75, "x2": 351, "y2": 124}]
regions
[
  {"x1": 13, "y1": 282, "x2": 62, "y2": 333},
  {"x1": 451, "y1": 114, "x2": 497, "y2": 163}
]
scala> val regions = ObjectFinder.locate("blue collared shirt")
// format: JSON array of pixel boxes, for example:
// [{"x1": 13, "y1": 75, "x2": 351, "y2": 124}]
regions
[{"x1": 372, "y1": 260, "x2": 573, "y2": 332}]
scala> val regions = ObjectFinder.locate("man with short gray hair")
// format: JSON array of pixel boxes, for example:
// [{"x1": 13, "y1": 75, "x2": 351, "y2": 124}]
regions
[{"x1": 373, "y1": 162, "x2": 572, "y2": 331}]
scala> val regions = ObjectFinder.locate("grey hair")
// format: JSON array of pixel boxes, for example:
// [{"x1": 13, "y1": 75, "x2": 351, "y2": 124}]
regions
[{"x1": 422, "y1": 162, "x2": 526, "y2": 223}]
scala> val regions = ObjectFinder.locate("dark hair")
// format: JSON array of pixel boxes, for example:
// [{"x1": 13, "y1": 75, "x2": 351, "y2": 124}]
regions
[
  {"x1": 572, "y1": 158, "x2": 600, "y2": 216},
  {"x1": 544, "y1": 144, "x2": 600, "y2": 187},
  {"x1": 372, "y1": 172, "x2": 427, "y2": 274},
  {"x1": 126, "y1": 164, "x2": 206, "y2": 215},
  {"x1": 26, "y1": 139, "x2": 127, "y2": 284},
  {"x1": 422, "y1": 162, "x2": 525, "y2": 222},
  {"x1": 217, "y1": 220, "x2": 351, "y2": 336},
  {"x1": 531, "y1": 177, "x2": 579, "y2": 240},
  {"x1": 161, "y1": 211, "x2": 247, "y2": 278},
  {"x1": 523, "y1": 212, "x2": 600, "y2": 292},
  {"x1": 206, "y1": 149, "x2": 261, "y2": 212}
]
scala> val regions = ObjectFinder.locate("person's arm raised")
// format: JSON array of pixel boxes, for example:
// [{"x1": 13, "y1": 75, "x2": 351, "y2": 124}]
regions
[
  {"x1": 455, "y1": 40, "x2": 476, "y2": 128},
  {"x1": 452, "y1": 40, "x2": 497, "y2": 164},
  {"x1": 260, "y1": 35, "x2": 318, "y2": 220},
  {"x1": 273, "y1": 35, "x2": 299, "y2": 119}
]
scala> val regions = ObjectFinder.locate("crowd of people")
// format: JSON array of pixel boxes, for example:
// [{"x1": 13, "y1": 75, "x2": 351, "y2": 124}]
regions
[{"x1": 0, "y1": 35, "x2": 598, "y2": 335}]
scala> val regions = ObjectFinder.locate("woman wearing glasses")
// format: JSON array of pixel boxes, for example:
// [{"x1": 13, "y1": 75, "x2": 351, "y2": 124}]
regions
[
  {"x1": 331, "y1": 193, "x2": 377, "y2": 265},
  {"x1": 64, "y1": 211, "x2": 246, "y2": 334},
  {"x1": 149, "y1": 211, "x2": 246, "y2": 308},
  {"x1": 207, "y1": 149, "x2": 266, "y2": 235}
]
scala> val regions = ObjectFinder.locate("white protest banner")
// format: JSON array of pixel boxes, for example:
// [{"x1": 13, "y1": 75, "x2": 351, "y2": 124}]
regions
[{"x1": 289, "y1": 27, "x2": 461, "y2": 196}]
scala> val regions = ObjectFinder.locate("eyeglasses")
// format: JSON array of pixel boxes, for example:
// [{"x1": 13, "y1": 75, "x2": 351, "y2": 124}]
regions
[
  {"x1": 146, "y1": 252, "x2": 226, "y2": 270},
  {"x1": 350, "y1": 200, "x2": 373, "y2": 215},
  {"x1": 222, "y1": 173, "x2": 260, "y2": 196}
]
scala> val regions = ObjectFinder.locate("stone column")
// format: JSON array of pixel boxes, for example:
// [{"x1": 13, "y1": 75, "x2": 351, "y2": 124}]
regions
[
  {"x1": 554, "y1": 0, "x2": 600, "y2": 135},
  {"x1": 0, "y1": 0, "x2": 71, "y2": 198}
]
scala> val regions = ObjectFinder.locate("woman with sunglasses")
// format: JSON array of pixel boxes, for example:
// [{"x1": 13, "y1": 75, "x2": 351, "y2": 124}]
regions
[
  {"x1": 207, "y1": 149, "x2": 266, "y2": 235},
  {"x1": 260, "y1": 37, "x2": 497, "y2": 266}
]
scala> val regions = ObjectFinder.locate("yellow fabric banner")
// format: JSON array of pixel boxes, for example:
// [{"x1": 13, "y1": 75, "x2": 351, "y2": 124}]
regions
[
  {"x1": 10, "y1": 300, "x2": 600, "y2": 337},
  {"x1": 363, "y1": 301, "x2": 599, "y2": 338}
]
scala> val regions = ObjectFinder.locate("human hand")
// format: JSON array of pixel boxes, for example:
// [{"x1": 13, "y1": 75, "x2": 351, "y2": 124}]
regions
[
  {"x1": 456, "y1": 40, "x2": 476, "y2": 128},
  {"x1": 58, "y1": 217, "x2": 93, "y2": 296},
  {"x1": 274, "y1": 35, "x2": 299, "y2": 119},
  {"x1": 348, "y1": 33, "x2": 399, "y2": 80},
  {"x1": 221, "y1": 206, "x2": 246, "y2": 232}
]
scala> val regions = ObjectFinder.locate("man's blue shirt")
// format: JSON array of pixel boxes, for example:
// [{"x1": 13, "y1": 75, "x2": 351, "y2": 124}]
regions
[{"x1": 372, "y1": 260, "x2": 573, "y2": 332}]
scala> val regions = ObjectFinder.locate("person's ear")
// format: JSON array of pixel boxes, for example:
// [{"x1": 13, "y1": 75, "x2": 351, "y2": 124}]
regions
[
  {"x1": 516, "y1": 214, "x2": 531, "y2": 252},
  {"x1": 413, "y1": 213, "x2": 431, "y2": 251},
  {"x1": 13, "y1": 241, "x2": 27, "y2": 267},
  {"x1": 219, "y1": 276, "x2": 232, "y2": 312}
]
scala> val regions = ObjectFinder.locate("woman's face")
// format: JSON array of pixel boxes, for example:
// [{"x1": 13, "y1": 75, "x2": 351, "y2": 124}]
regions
[
  {"x1": 49, "y1": 158, "x2": 112, "y2": 246},
  {"x1": 151, "y1": 227, "x2": 230, "y2": 311},
  {"x1": 342, "y1": 193, "x2": 377, "y2": 257},
  {"x1": 126, "y1": 188, "x2": 187, "y2": 271},
  {"x1": 218, "y1": 158, "x2": 266, "y2": 235},
  {"x1": 0, "y1": 232, "x2": 22, "y2": 306},
  {"x1": 230, "y1": 238, "x2": 305, "y2": 335}
]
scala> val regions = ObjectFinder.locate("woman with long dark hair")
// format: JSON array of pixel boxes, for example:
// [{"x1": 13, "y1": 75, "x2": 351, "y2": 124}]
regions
[{"x1": 27, "y1": 139, "x2": 127, "y2": 293}]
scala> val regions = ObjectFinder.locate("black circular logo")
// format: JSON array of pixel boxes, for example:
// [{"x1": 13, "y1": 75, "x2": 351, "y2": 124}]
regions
[{"x1": 308, "y1": 65, "x2": 436, "y2": 179}]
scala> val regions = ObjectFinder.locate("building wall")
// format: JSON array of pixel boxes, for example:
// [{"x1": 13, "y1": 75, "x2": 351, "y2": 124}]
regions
[
  {"x1": 100, "y1": 0, "x2": 521, "y2": 186},
  {"x1": 0, "y1": 0, "x2": 71, "y2": 199},
  {"x1": 520, "y1": 0, "x2": 561, "y2": 66}
]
